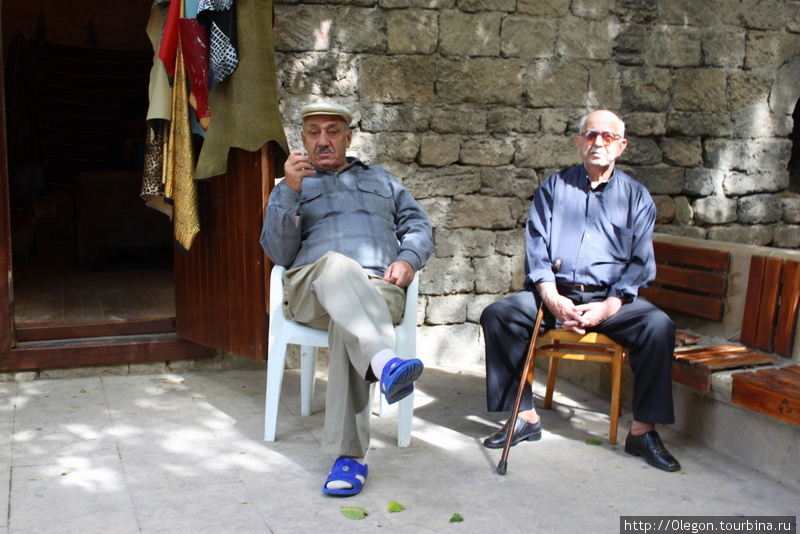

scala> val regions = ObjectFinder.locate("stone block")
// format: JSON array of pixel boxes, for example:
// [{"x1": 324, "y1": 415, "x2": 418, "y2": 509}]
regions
[
  {"x1": 517, "y1": 0, "x2": 570, "y2": 16},
  {"x1": 732, "y1": 105, "x2": 793, "y2": 139},
  {"x1": 667, "y1": 113, "x2": 734, "y2": 138},
  {"x1": 723, "y1": 171, "x2": 789, "y2": 196},
  {"x1": 425, "y1": 294, "x2": 471, "y2": 324},
  {"x1": 645, "y1": 25, "x2": 702, "y2": 67},
  {"x1": 274, "y1": 6, "x2": 336, "y2": 52},
  {"x1": 359, "y1": 103, "x2": 432, "y2": 133},
  {"x1": 720, "y1": 0, "x2": 784, "y2": 30},
  {"x1": 419, "y1": 197, "x2": 451, "y2": 228},
  {"x1": 704, "y1": 139, "x2": 792, "y2": 174},
  {"x1": 406, "y1": 167, "x2": 481, "y2": 198},
  {"x1": 557, "y1": 17, "x2": 619, "y2": 60},
  {"x1": 459, "y1": 137, "x2": 515, "y2": 166},
  {"x1": 500, "y1": 17, "x2": 557, "y2": 59},
  {"x1": 632, "y1": 166, "x2": 684, "y2": 195},
  {"x1": 387, "y1": 10, "x2": 438, "y2": 55},
  {"x1": 332, "y1": 7, "x2": 387, "y2": 53},
  {"x1": 379, "y1": 0, "x2": 456, "y2": 8},
  {"x1": 770, "y1": 55, "x2": 800, "y2": 116},
  {"x1": 588, "y1": 64, "x2": 623, "y2": 110},
  {"x1": 430, "y1": 105, "x2": 489, "y2": 134},
  {"x1": 737, "y1": 194, "x2": 783, "y2": 224},
  {"x1": 728, "y1": 71, "x2": 772, "y2": 113},
  {"x1": 419, "y1": 256, "x2": 475, "y2": 294},
  {"x1": 539, "y1": 109, "x2": 572, "y2": 134},
  {"x1": 451, "y1": 195, "x2": 524, "y2": 229},
  {"x1": 673, "y1": 196, "x2": 694, "y2": 225},
  {"x1": 417, "y1": 323, "x2": 484, "y2": 368},
  {"x1": 467, "y1": 294, "x2": 505, "y2": 323},
  {"x1": 619, "y1": 136, "x2": 662, "y2": 165},
  {"x1": 745, "y1": 31, "x2": 800, "y2": 69},
  {"x1": 702, "y1": 27, "x2": 745, "y2": 68},
  {"x1": 570, "y1": 0, "x2": 615, "y2": 20},
  {"x1": 479, "y1": 166, "x2": 538, "y2": 199},
  {"x1": 706, "y1": 224, "x2": 773, "y2": 247},
  {"x1": 621, "y1": 66, "x2": 671, "y2": 111},
  {"x1": 614, "y1": 23, "x2": 647, "y2": 66},
  {"x1": 623, "y1": 112, "x2": 666, "y2": 136},
  {"x1": 438, "y1": 12, "x2": 502, "y2": 57},
  {"x1": 434, "y1": 228, "x2": 497, "y2": 258},
  {"x1": 488, "y1": 107, "x2": 541, "y2": 133},
  {"x1": 458, "y1": 0, "x2": 516, "y2": 12},
  {"x1": 526, "y1": 62, "x2": 589, "y2": 108},
  {"x1": 659, "y1": 0, "x2": 718, "y2": 25},
  {"x1": 693, "y1": 196, "x2": 738, "y2": 225},
  {"x1": 654, "y1": 224, "x2": 707, "y2": 239},
  {"x1": 515, "y1": 135, "x2": 580, "y2": 169},
  {"x1": 674, "y1": 68, "x2": 727, "y2": 113},
  {"x1": 418, "y1": 133, "x2": 460, "y2": 167},
  {"x1": 358, "y1": 56, "x2": 435, "y2": 103},
  {"x1": 437, "y1": 58, "x2": 523, "y2": 105},
  {"x1": 474, "y1": 255, "x2": 513, "y2": 294},
  {"x1": 495, "y1": 228, "x2": 526, "y2": 256},
  {"x1": 773, "y1": 224, "x2": 800, "y2": 248},
  {"x1": 653, "y1": 195, "x2": 675, "y2": 224},
  {"x1": 352, "y1": 132, "x2": 419, "y2": 164},
  {"x1": 781, "y1": 195, "x2": 800, "y2": 223},
  {"x1": 660, "y1": 137, "x2": 703, "y2": 168},
  {"x1": 684, "y1": 168, "x2": 721, "y2": 197}
]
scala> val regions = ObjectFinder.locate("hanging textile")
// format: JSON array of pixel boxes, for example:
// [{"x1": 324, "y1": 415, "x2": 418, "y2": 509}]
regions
[
  {"x1": 179, "y1": 18, "x2": 211, "y2": 130},
  {"x1": 194, "y1": 0, "x2": 287, "y2": 180},
  {"x1": 197, "y1": 0, "x2": 239, "y2": 87},
  {"x1": 163, "y1": 0, "x2": 201, "y2": 251},
  {"x1": 143, "y1": 1, "x2": 174, "y2": 218}
]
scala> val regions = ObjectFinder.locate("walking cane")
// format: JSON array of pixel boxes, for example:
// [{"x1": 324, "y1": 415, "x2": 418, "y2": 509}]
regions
[{"x1": 496, "y1": 259, "x2": 561, "y2": 476}]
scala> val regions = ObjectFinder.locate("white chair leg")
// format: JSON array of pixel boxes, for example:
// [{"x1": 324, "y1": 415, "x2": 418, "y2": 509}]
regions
[
  {"x1": 300, "y1": 345, "x2": 318, "y2": 416},
  {"x1": 397, "y1": 391, "x2": 414, "y2": 448},
  {"x1": 379, "y1": 389, "x2": 391, "y2": 418},
  {"x1": 264, "y1": 341, "x2": 288, "y2": 442}
]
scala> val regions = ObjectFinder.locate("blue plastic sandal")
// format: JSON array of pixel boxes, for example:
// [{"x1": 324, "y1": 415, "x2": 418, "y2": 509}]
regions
[
  {"x1": 322, "y1": 456, "x2": 368, "y2": 496},
  {"x1": 380, "y1": 357, "x2": 424, "y2": 405}
]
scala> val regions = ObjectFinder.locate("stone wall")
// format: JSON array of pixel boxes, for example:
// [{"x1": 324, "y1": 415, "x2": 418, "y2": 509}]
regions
[{"x1": 274, "y1": 0, "x2": 800, "y2": 366}]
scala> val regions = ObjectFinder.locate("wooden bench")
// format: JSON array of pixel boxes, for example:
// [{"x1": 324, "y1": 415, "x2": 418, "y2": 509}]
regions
[
  {"x1": 641, "y1": 244, "x2": 791, "y2": 392},
  {"x1": 670, "y1": 256, "x2": 799, "y2": 392}
]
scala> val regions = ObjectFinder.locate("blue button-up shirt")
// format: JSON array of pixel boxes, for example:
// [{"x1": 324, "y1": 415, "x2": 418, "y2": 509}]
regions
[
  {"x1": 261, "y1": 157, "x2": 434, "y2": 277},
  {"x1": 526, "y1": 164, "x2": 656, "y2": 300}
]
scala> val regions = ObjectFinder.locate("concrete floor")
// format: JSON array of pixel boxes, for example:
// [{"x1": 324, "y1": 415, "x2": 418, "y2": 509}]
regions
[{"x1": 1, "y1": 365, "x2": 797, "y2": 533}]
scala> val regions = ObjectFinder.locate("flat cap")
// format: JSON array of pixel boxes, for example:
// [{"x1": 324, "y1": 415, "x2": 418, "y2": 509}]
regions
[{"x1": 300, "y1": 102, "x2": 353, "y2": 126}]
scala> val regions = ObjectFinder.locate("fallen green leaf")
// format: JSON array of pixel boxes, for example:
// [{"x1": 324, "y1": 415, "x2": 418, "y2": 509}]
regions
[
  {"x1": 449, "y1": 513, "x2": 464, "y2": 523},
  {"x1": 388, "y1": 501, "x2": 406, "y2": 513},
  {"x1": 80, "y1": 389, "x2": 86, "y2": 393},
  {"x1": 585, "y1": 439, "x2": 602, "y2": 446},
  {"x1": 340, "y1": 506, "x2": 368, "y2": 520}
]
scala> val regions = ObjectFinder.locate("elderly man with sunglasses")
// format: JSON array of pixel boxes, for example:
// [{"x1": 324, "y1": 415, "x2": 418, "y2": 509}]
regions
[{"x1": 480, "y1": 110, "x2": 681, "y2": 472}]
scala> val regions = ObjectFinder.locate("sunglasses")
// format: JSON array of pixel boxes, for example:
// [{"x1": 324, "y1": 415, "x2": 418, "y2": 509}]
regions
[{"x1": 581, "y1": 130, "x2": 623, "y2": 147}]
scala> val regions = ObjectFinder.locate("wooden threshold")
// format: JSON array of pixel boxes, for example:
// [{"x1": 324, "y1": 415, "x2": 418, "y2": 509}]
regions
[
  {"x1": 14, "y1": 318, "x2": 177, "y2": 342},
  {"x1": 0, "y1": 335, "x2": 215, "y2": 372}
]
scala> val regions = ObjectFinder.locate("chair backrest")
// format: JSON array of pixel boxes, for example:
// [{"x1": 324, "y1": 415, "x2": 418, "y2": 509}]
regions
[{"x1": 268, "y1": 264, "x2": 419, "y2": 352}]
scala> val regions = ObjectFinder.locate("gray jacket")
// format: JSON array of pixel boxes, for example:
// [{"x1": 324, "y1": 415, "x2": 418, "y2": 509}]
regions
[{"x1": 261, "y1": 158, "x2": 434, "y2": 277}]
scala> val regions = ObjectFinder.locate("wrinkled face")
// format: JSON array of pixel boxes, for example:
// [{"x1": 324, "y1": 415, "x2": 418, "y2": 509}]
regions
[
  {"x1": 574, "y1": 110, "x2": 628, "y2": 171},
  {"x1": 301, "y1": 114, "x2": 352, "y2": 172}
]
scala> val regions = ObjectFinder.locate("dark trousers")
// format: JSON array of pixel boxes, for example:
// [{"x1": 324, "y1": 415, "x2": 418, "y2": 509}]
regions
[{"x1": 480, "y1": 288, "x2": 676, "y2": 425}]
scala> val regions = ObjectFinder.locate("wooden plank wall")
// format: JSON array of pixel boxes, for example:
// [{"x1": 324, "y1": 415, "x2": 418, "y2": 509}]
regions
[{"x1": 174, "y1": 145, "x2": 274, "y2": 361}]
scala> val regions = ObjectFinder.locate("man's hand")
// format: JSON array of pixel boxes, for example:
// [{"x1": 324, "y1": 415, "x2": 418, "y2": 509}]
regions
[
  {"x1": 383, "y1": 260, "x2": 415, "y2": 288},
  {"x1": 283, "y1": 149, "x2": 316, "y2": 193},
  {"x1": 537, "y1": 282, "x2": 623, "y2": 334}
]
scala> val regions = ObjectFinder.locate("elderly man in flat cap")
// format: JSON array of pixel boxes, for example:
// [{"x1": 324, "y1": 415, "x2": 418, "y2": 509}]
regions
[{"x1": 261, "y1": 102, "x2": 434, "y2": 496}]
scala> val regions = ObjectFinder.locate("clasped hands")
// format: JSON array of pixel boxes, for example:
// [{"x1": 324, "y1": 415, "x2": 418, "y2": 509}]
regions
[{"x1": 537, "y1": 282, "x2": 622, "y2": 334}]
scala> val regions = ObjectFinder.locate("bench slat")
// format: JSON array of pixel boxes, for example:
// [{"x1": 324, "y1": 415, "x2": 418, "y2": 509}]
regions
[
  {"x1": 650, "y1": 264, "x2": 727, "y2": 296},
  {"x1": 640, "y1": 286, "x2": 724, "y2": 320},
  {"x1": 653, "y1": 242, "x2": 731, "y2": 271},
  {"x1": 732, "y1": 366, "x2": 800, "y2": 427},
  {"x1": 740, "y1": 256, "x2": 765, "y2": 347},
  {"x1": 754, "y1": 258, "x2": 783, "y2": 351},
  {"x1": 774, "y1": 260, "x2": 800, "y2": 356}
]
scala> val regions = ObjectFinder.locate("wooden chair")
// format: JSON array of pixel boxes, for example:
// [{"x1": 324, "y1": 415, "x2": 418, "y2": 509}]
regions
[{"x1": 531, "y1": 330, "x2": 628, "y2": 444}]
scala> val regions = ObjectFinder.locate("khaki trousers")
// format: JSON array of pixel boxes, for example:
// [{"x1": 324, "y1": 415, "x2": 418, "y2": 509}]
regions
[{"x1": 284, "y1": 251, "x2": 406, "y2": 457}]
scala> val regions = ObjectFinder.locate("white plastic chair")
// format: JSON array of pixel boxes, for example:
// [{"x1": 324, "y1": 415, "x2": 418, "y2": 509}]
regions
[{"x1": 264, "y1": 264, "x2": 418, "y2": 447}]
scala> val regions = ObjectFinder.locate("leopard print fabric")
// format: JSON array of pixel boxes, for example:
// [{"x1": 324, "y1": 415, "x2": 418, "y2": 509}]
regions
[{"x1": 141, "y1": 119, "x2": 173, "y2": 218}]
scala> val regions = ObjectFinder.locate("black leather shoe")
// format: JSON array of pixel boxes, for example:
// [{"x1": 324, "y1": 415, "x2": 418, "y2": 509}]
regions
[
  {"x1": 624, "y1": 430, "x2": 681, "y2": 472},
  {"x1": 483, "y1": 417, "x2": 542, "y2": 449}
]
